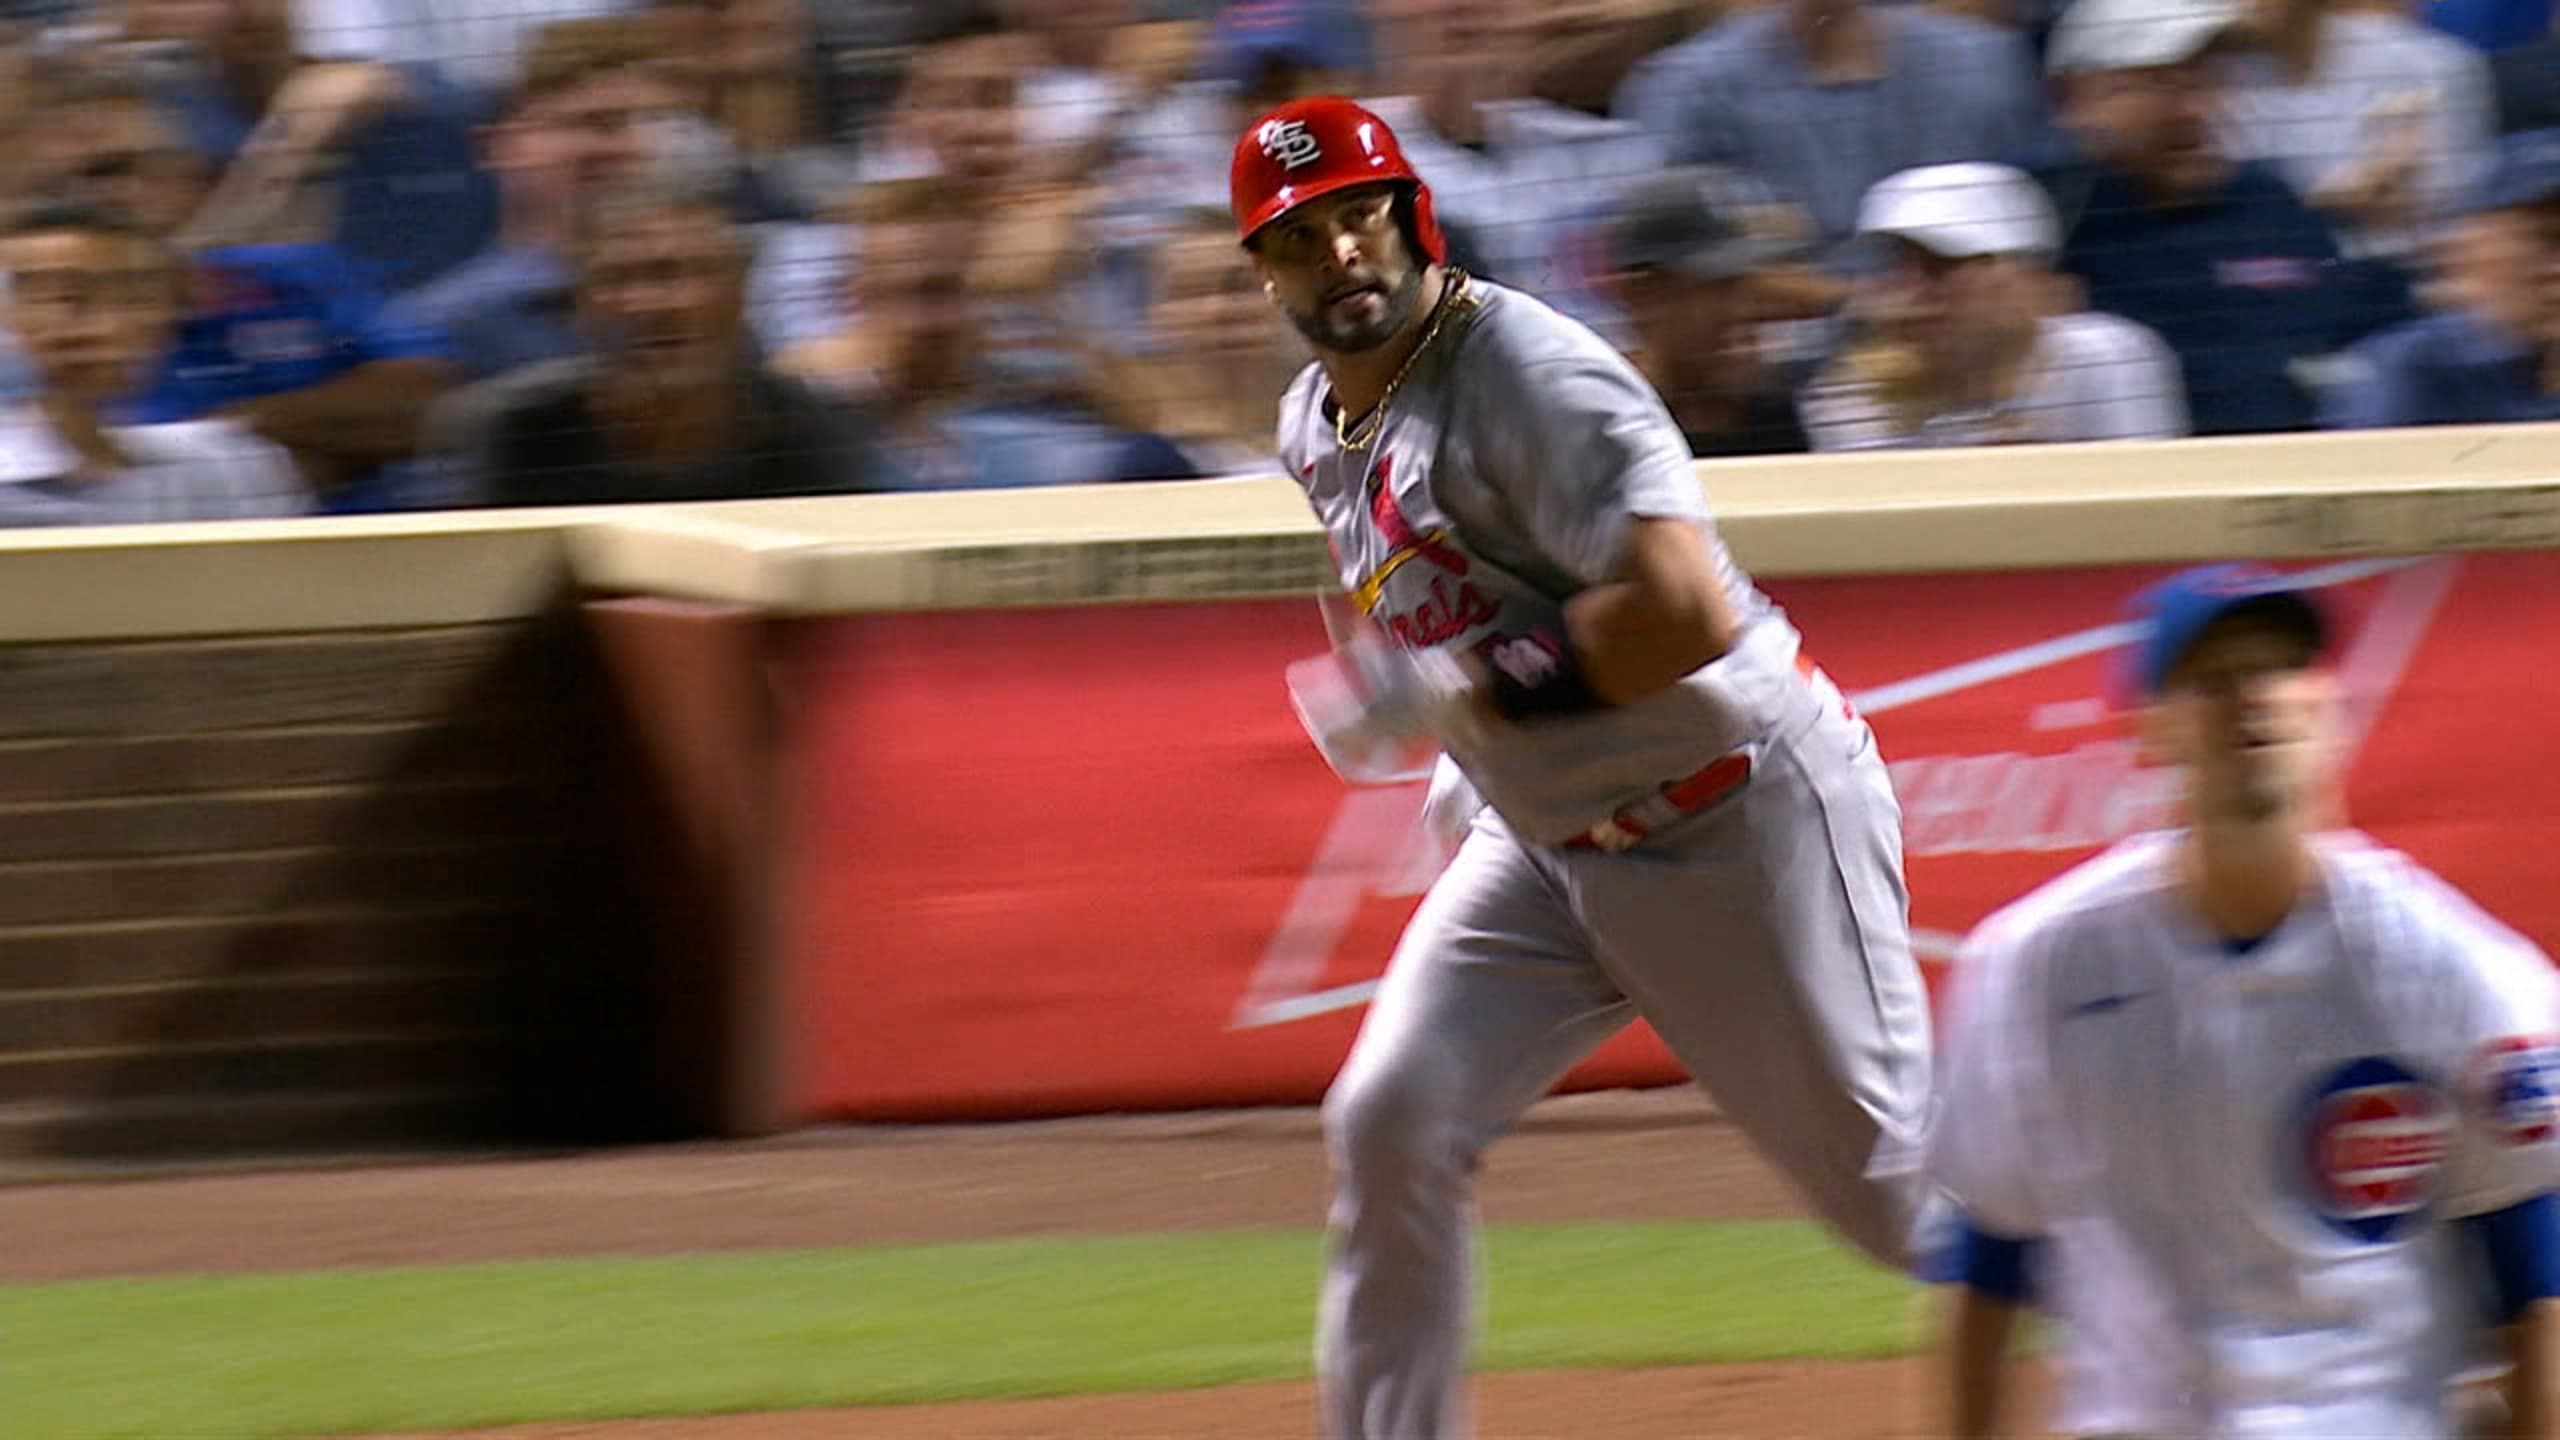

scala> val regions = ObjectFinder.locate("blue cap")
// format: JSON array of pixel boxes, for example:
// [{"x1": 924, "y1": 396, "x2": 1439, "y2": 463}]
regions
[
  {"x1": 2124, "y1": 562, "x2": 2329, "y2": 697},
  {"x1": 2466, "y1": 128, "x2": 2560, "y2": 214},
  {"x1": 1208, "y1": 0, "x2": 1367, "y2": 87}
]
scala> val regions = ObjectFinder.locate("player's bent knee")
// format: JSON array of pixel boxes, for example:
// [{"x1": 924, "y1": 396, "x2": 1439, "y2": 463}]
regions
[{"x1": 1322, "y1": 1062, "x2": 1464, "y2": 1184}]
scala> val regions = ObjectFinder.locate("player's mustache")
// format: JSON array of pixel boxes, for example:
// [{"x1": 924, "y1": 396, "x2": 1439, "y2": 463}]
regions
[{"x1": 1322, "y1": 276, "x2": 1386, "y2": 304}]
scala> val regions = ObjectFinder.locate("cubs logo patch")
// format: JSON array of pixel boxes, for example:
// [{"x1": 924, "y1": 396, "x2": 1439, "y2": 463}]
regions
[
  {"x1": 2293, "y1": 1056, "x2": 2452, "y2": 1244},
  {"x1": 1259, "y1": 119, "x2": 1323, "y2": 171},
  {"x1": 2471, "y1": 1036, "x2": 2560, "y2": 1148}
]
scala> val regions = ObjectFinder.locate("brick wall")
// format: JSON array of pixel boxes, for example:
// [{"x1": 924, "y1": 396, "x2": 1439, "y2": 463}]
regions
[{"x1": 0, "y1": 609, "x2": 651, "y2": 1166}]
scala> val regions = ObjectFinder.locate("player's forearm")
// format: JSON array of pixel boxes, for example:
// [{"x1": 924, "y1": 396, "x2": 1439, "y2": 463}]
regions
[
  {"x1": 1561, "y1": 517, "x2": 1741, "y2": 704},
  {"x1": 1944, "y1": 1286, "x2": 2021, "y2": 1438},
  {"x1": 2505, "y1": 1301, "x2": 2560, "y2": 1439}
]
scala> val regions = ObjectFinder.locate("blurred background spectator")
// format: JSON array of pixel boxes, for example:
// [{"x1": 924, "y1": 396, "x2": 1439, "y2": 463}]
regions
[
  {"x1": 1612, "y1": 0, "x2": 2046, "y2": 270},
  {"x1": 121, "y1": 0, "x2": 499, "y2": 293},
  {"x1": 0, "y1": 0, "x2": 2544, "y2": 523},
  {"x1": 1530, "y1": 0, "x2": 1715, "y2": 117},
  {"x1": 2323, "y1": 126, "x2": 2559, "y2": 425},
  {"x1": 1100, "y1": 0, "x2": 1368, "y2": 225},
  {"x1": 1800, "y1": 161, "x2": 2188, "y2": 447},
  {"x1": 2033, "y1": 0, "x2": 2413, "y2": 433},
  {"x1": 404, "y1": 16, "x2": 676, "y2": 381},
  {"x1": 2424, "y1": 0, "x2": 2552, "y2": 52},
  {"x1": 2219, "y1": 0, "x2": 2495, "y2": 261},
  {"x1": 428, "y1": 177, "x2": 876, "y2": 505},
  {"x1": 19, "y1": 56, "x2": 454, "y2": 508},
  {"x1": 0, "y1": 198, "x2": 305, "y2": 523},
  {"x1": 2492, "y1": 31, "x2": 2560, "y2": 132},
  {"x1": 1603, "y1": 165, "x2": 1830, "y2": 457},
  {"x1": 1360, "y1": 0, "x2": 1656, "y2": 327},
  {"x1": 1082, "y1": 205, "x2": 1308, "y2": 479}
]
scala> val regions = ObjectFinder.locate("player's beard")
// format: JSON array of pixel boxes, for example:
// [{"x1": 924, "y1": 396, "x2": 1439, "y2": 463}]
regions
[{"x1": 1288, "y1": 262, "x2": 1427, "y2": 355}]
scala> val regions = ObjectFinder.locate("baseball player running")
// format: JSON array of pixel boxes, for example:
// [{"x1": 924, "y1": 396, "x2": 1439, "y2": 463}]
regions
[
  {"x1": 1926, "y1": 563, "x2": 2560, "y2": 1439},
  {"x1": 1229, "y1": 98, "x2": 1935, "y2": 1439}
]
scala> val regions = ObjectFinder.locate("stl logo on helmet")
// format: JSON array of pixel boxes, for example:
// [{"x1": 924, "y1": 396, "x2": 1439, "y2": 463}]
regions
[
  {"x1": 2294, "y1": 1057, "x2": 2453, "y2": 1244},
  {"x1": 1259, "y1": 119, "x2": 1324, "y2": 171}
]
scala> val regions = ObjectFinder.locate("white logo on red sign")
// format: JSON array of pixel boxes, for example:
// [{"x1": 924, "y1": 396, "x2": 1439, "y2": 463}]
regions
[
  {"x1": 2297, "y1": 1056, "x2": 2452, "y2": 1243},
  {"x1": 2472, "y1": 1035, "x2": 2560, "y2": 1147},
  {"x1": 1259, "y1": 119, "x2": 1323, "y2": 171}
]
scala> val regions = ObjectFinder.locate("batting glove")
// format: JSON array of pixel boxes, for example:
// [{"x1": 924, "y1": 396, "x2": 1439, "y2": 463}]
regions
[{"x1": 1286, "y1": 637, "x2": 1488, "y2": 784}]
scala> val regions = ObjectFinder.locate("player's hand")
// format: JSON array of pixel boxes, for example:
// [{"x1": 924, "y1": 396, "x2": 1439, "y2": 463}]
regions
[
  {"x1": 1346, "y1": 640, "x2": 1487, "y2": 748},
  {"x1": 1286, "y1": 638, "x2": 1488, "y2": 785}
]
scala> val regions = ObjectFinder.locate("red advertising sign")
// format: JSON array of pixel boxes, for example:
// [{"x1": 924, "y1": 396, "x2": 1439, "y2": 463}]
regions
[{"x1": 775, "y1": 552, "x2": 2560, "y2": 1122}]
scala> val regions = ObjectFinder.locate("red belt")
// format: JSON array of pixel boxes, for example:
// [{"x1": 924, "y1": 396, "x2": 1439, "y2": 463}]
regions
[
  {"x1": 1564, "y1": 751, "x2": 1752, "y2": 853},
  {"x1": 1559, "y1": 647, "x2": 1839, "y2": 854}
]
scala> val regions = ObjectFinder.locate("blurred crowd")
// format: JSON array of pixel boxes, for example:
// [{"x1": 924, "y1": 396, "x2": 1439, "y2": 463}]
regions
[{"x1": 0, "y1": 0, "x2": 2551, "y2": 523}]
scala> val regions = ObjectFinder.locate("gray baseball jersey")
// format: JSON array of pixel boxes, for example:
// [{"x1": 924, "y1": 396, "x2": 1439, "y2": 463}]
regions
[
  {"x1": 1279, "y1": 278, "x2": 1934, "y2": 1440},
  {"x1": 1279, "y1": 278, "x2": 1811, "y2": 846}
]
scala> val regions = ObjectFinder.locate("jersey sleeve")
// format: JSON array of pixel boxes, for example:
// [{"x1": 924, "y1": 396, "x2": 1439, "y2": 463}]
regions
[
  {"x1": 1464, "y1": 354, "x2": 1708, "y2": 588},
  {"x1": 2434, "y1": 891, "x2": 2560, "y2": 1219},
  {"x1": 1923, "y1": 919, "x2": 2051, "y2": 1239}
]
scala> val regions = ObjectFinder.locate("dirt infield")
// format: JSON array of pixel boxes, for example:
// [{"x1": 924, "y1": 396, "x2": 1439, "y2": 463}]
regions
[{"x1": 8, "y1": 1088, "x2": 1991, "y2": 1437}]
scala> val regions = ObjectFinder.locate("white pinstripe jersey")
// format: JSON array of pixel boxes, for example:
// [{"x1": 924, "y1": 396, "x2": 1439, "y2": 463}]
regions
[
  {"x1": 1930, "y1": 829, "x2": 2560, "y2": 1439},
  {"x1": 1278, "y1": 279, "x2": 1815, "y2": 845}
]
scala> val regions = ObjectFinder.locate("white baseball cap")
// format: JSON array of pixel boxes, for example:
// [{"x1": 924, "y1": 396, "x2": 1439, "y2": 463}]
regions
[
  {"x1": 1857, "y1": 163, "x2": 2060, "y2": 261},
  {"x1": 2046, "y1": 0, "x2": 2241, "y2": 73}
]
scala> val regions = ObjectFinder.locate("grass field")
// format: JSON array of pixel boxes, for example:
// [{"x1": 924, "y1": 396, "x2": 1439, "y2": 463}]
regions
[{"x1": 9, "y1": 1219, "x2": 1918, "y2": 1440}]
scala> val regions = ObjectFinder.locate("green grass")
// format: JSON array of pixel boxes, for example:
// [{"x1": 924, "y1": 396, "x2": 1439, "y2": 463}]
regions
[{"x1": 4, "y1": 1220, "x2": 1919, "y2": 1440}]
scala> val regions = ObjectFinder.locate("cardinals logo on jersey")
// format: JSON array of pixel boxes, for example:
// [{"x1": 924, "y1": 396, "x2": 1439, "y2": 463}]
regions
[
  {"x1": 2470, "y1": 1036, "x2": 2560, "y2": 1148},
  {"x1": 2293, "y1": 1057, "x2": 2453, "y2": 1244},
  {"x1": 1352, "y1": 458, "x2": 1497, "y2": 646}
]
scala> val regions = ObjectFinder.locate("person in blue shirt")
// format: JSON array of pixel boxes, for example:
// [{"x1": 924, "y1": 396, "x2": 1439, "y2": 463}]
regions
[
  {"x1": 2427, "y1": 0, "x2": 2554, "y2": 52},
  {"x1": 126, "y1": 0, "x2": 498, "y2": 297},
  {"x1": 2322, "y1": 128, "x2": 2560, "y2": 428},
  {"x1": 2494, "y1": 36, "x2": 2560, "y2": 134},
  {"x1": 2029, "y1": 0, "x2": 2416, "y2": 435},
  {"x1": 24, "y1": 63, "x2": 456, "y2": 510}
]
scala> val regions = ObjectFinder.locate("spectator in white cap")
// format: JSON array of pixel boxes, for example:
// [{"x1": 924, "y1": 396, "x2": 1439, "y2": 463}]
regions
[
  {"x1": 1799, "y1": 161, "x2": 2189, "y2": 448},
  {"x1": 2028, "y1": 0, "x2": 2416, "y2": 433}
]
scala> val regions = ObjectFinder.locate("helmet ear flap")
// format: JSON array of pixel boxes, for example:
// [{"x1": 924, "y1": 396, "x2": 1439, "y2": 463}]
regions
[{"x1": 1394, "y1": 185, "x2": 1448, "y2": 266}]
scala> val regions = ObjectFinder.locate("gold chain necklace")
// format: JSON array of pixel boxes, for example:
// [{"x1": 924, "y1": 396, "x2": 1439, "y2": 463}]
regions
[{"x1": 1334, "y1": 269, "x2": 1473, "y2": 454}]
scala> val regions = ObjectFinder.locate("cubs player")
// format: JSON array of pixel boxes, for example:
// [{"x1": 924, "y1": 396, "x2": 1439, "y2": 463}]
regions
[
  {"x1": 1926, "y1": 563, "x2": 2560, "y2": 1439},
  {"x1": 1230, "y1": 98, "x2": 1936, "y2": 1438}
]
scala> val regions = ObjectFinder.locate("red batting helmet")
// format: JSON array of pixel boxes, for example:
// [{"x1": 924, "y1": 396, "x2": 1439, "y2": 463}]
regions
[{"x1": 1229, "y1": 97, "x2": 1448, "y2": 263}]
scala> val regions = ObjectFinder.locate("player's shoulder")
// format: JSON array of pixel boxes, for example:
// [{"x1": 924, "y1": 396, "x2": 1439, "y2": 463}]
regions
[
  {"x1": 1450, "y1": 281, "x2": 1651, "y2": 404},
  {"x1": 2320, "y1": 830, "x2": 2553, "y2": 976},
  {"x1": 1962, "y1": 832, "x2": 2181, "y2": 974},
  {"x1": 1273, "y1": 360, "x2": 1329, "y2": 476},
  {"x1": 1462, "y1": 281, "x2": 1624, "y2": 365}
]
